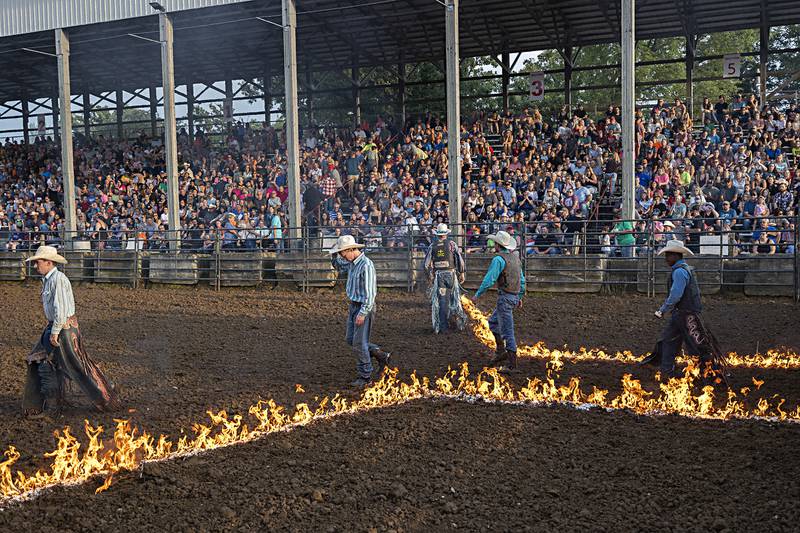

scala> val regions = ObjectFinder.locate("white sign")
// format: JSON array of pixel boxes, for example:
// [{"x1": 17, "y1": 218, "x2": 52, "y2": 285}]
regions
[
  {"x1": 699, "y1": 234, "x2": 728, "y2": 256},
  {"x1": 529, "y1": 71, "x2": 545, "y2": 101},
  {"x1": 723, "y1": 54, "x2": 741, "y2": 79},
  {"x1": 37, "y1": 115, "x2": 46, "y2": 135}
]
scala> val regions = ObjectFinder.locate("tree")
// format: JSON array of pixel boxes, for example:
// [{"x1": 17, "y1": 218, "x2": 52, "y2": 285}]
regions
[{"x1": 73, "y1": 108, "x2": 152, "y2": 139}]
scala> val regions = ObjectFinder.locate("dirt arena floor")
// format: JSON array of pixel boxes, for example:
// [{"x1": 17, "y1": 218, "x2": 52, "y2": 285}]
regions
[{"x1": 0, "y1": 284, "x2": 798, "y2": 531}]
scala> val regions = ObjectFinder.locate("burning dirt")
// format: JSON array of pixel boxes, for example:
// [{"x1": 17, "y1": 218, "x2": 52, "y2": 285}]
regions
[{"x1": 462, "y1": 297, "x2": 800, "y2": 370}]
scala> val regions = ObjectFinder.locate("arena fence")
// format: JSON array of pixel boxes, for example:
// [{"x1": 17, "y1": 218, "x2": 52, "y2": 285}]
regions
[{"x1": 0, "y1": 216, "x2": 797, "y2": 301}]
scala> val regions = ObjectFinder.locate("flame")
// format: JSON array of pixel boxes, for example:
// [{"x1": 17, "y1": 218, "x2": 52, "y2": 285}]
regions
[
  {"x1": 461, "y1": 297, "x2": 800, "y2": 370},
  {"x1": 2, "y1": 360, "x2": 799, "y2": 503},
  {"x1": 0, "y1": 298, "x2": 797, "y2": 503}
]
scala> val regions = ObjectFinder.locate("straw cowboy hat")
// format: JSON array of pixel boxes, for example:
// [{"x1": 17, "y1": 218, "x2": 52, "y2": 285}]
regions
[
  {"x1": 25, "y1": 245, "x2": 68, "y2": 265},
  {"x1": 329, "y1": 234, "x2": 365, "y2": 255},
  {"x1": 662, "y1": 220, "x2": 675, "y2": 228},
  {"x1": 433, "y1": 223, "x2": 451, "y2": 236},
  {"x1": 486, "y1": 230, "x2": 517, "y2": 252},
  {"x1": 658, "y1": 239, "x2": 693, "y2": 256}
]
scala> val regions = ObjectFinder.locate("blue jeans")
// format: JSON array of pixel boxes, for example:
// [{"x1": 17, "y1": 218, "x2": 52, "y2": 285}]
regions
[
  {"x1": 659, "y1": 313, "x2": 684, "y2": 374},
  {"x1": 619, "y1": 245, "x2": 635, "y2": 258},
  {"x1": 435, "y1": 270, "x2": 455, "y2": 332},
  {"x1": 346, "y1": 302, "x2": 379, "y2": 379},
  {"x1": 488, "y1": 292, "x2": 520, "y2": 352}
]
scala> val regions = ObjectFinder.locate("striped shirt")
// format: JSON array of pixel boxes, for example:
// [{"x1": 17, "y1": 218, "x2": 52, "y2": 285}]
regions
[
  {"x1": 41, "y1": 267, "x2": 75, "y2": 336},
  {"x1": 333, "y1": 252, "x2": 377, "y2": 316}
]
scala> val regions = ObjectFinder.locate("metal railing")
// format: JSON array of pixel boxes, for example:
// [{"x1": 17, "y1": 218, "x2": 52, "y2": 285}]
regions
[{"x1": 0, "y1": 216, "x2": 797, "y2": 301}]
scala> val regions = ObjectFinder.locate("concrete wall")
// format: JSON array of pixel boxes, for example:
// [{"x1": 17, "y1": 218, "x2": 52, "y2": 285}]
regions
[
  {"x1": 218, "y1": 252, "x2": 263, "y2": 287},
  {"x1": 526, "y1": 255, "x2": 605, "y2": 293},
  {"x1": 149, "y1": 254, "x2": 201, "y2": 285},
  {"x1": 744, "y1": 255, "x2": 796, "y2": 297},
  {"x1": 0, "y1": 252, "x2": 26, "y2": 281},
  {"x1": 93, "y1": 251, "x2": 140, "y2": 284}
]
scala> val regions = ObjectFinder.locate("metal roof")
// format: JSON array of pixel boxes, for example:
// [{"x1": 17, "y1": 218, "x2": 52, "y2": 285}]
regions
[
  {"x1": 0, "y1": 0, "x2": 799, "y2": 103},
  {"x1": 0, "y1": 0, "x2": 250, "y2": 38}
]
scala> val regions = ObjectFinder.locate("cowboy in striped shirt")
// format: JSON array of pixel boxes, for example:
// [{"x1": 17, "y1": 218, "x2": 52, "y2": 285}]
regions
[{"x1": 330, "y1": 235, "x2": 392, "y2": 387}]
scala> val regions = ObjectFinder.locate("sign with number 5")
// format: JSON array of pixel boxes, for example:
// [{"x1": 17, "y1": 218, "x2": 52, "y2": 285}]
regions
[
  {"x1": 529, "y1": 71, "x2": 545, "y2": 101},
  {"x1": 723, "y1": 54, "x2": 741, "y2": 79}
]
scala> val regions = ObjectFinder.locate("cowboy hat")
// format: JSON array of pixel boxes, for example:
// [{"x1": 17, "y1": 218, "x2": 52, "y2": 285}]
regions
[
  {"x1": 658, "y1": 239, "x2": 693, "y2": 256},
  {"x1": 433, "y1": 223, "x2": 451, "y2": 236},
  {"x1": 25, "y1": 245, "x2": 68, "y2": 264},
  {"x1": 329, "y1": 234, "x2": 365, "y2": 255},
  {"x1": 486, "y1": 230, "x2": 517, "y2": 251},
  {"x1": 662, "y1": 220, "x2": 675, "y2": 228}
]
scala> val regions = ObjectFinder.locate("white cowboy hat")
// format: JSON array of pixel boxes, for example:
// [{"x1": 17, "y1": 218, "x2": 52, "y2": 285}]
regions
[
  {"x1": 662, "y1": 220, "x2": 675, "y2": 228},
  {"x1": 25, "y1": 245, "x2": 68, "y2": 264},
  {"x1": 658, "y1": 239, "x2": 693, "y2": 256},
  {"x1": 486, "y1": 230, "x2": 517, "y2": 251},
  {"x1": 433, "y1": 223, "x2": 451, "y2": 236},
  {"x1": 329, "y1": 234, "x2": 365, "y2": 255}
]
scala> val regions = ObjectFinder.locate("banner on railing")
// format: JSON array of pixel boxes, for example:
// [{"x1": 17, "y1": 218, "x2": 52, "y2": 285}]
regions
[
  {"x1": 723, "y1": 54, "x2": 741, "y2": 79},
  {"x1": 529, "y1": 71, "x2": 545, "y2": 101}
]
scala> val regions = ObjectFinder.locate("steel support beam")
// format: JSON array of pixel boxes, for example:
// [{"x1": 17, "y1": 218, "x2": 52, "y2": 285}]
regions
[
  {"x1": 115, "y1": 88, "x2": 124, "y2": 140},
  {"x1": 445, "y1": 0, "x2": 461, "y2": 231},
  {"x1": 397, "y1": 61, "x2": 407, "y2": 127},
  {"x1": 759, "y1": 11, "x2": 769, "y2": 103},
  {"x1": 21, "y1": 97, "x2": 30, "y2": 144},
  {"x1": 685, "y1": 35, "x2": 696, "y2": 119},
  {"x1": 82, "y1": 92, "x2": 91, "y2": 138},
  {"x1": 51, "y1": 93, "x2": 59, "y2": 140},
  {"x1": 187, "y1": 82, "x2": 195, "y2": 142},
  {"x1": 149, "y1": 86, "x2": 158, "y2": 137},
  {"x1": 264, "y1": 63, "x2": 272, "y2": 126},
  {"x1": 160, "y1": 13, "x2": 181, "y2": 250},
  {"x1": 306, "y1": 66, "x2": 315, "y2": 127},
  {"x1": 621, "y1": 0, "x2": 636, "y2": 220},
  {"x1": 564, "y1": 46, "x2": 574, "y2": 109},
  {"x1": 55, "y1": 29, "x2": 77, "y2": 243},
  {"x1": 351, "y1": 56, "x2": 361, "y2": 128},
  {"x1": 501, "y1": 50, "x2": 510, "y2": 112},
  {"x1": 282, "y1": 0, "x2": 302, "y2": 241},
  {"x1": 225, "y1": 76, "x2": 234, "y2": 132}
]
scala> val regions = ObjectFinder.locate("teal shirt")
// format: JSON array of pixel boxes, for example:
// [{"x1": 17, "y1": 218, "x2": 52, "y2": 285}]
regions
[{"x1": 474, "y1": 256, "x2": 526, "y2": 298}]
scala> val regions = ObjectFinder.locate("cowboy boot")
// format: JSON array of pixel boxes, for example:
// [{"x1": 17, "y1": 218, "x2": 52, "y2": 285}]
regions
[
  {"x1": 489, "y1": 332, "x2": 508, "y2": 365},
  {"x1": 370, "y1": 348, "x2": 392, "y2": 368},
  {"x1": 499, "y1": 351, "x2": 518, "y2": 374}
]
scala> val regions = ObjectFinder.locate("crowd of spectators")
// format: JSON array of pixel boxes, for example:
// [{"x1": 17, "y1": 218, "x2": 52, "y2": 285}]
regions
[{"x1": 0, "y1": 92, "x2": 798, "y2": 257}]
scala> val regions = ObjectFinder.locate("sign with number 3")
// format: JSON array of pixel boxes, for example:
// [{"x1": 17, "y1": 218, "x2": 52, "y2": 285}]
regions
[
  {"x1": 723, "y1": 54, "x2": 741, "y2": 79},
  {"x1": 529, "y1": 71, "x2": 545, "y2": 101}
]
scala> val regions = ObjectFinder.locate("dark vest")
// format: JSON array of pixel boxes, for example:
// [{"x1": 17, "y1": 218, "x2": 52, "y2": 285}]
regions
[
  {"x1": 667, "y1": 263, "x2": 702, "y2": 313},
  {"x1": 496, "y1": 251, "x2": 522, "y2": 295},
  {"x1": 431, "y1": 240, "x2": 455, "y2": 271}
]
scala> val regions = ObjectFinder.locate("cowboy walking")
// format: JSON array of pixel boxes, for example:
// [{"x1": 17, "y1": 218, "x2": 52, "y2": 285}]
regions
[
  {"x1": 330, "y1": 235, "x2": 392, "y2": 387},
  {"x1": 23, "y1": 245, "x2": 121, "y2": 418},
  {"x1": 424, "y1": 223, "x2": 467, "y2": 334},
  {"x1": 470, "y1": 231, "x2": 525, "y2": 374},
  {"x1": 644, "y1": 240, "x2": 727, "y2": 379}
]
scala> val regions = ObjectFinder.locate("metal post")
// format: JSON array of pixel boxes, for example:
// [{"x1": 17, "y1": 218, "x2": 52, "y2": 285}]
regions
[
  {"x1": 759, "y1": 18, "x2": 769, "y2": 105},
  {"x1": 149, "y1": 86, "x2": 158, "y2": 137},
  {"x1": 282, "y1": 0, "x2": 302, "y2": 243},
  {"x1": 306, "y1": 66, "x2": 315, "y2": 127},
  {"x1": 501, "y1": 50, "x2": 510, "y2": 113},
  {"x1": 115, "y1": 88, "x2": 124, "y2": 140},
  {"x1": 225, "y1": 76, "x2": 234, "y2": 133},
  {"x1": 685, "y1": 35, "x2": 695, "y2": 120},
  {"x1": 187, "y1": 82, "x2": 195, "y2": 142},
  {"x1": 82, "y1": 92, "x2": 91, "y2": 138},
  {"x1": 564, "y1": 46, "x2": 573, "y2": 110},
  {"x1": 263, "y1": 63, "x2": 272, "y2": 126},
  {"x1": 160, "y1": 12, "x2": 180, "y2": 250},
  {"x1": 445, "y1": 0, "x2": 462, "y2": 232},
  {"x1": 55, "y1": 29, "x2": 77, "y2": 243},
  {"x1": 21, "y1": 96, "x2": 30, "y2": 144},
  {"x1": 397, "y1": 61, "x2": 406, "y2": 127},
  {"x1": 51, "y1": 92, "x2": 60, "y2": 140},
  {"x1": 351, "y1": 56, "x2": 361, "y2": 128},
  {"x1": 621, "y1": 0, "x2": 636, "y2": 220}
]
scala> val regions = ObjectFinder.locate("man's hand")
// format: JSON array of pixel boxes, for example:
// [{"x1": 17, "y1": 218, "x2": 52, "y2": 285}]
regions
[
  {"x1": 458, "y1": 273, "x2": 466, "y2": 284},
  {"x1": 355, "y1": 314, "x2": 366, "y2": 327},
  {"x1": 654, "y1": 310, "x2": 663, "y2": 319},
  {"x1": 49, "y1": 334, "x2": 59, "y2": 346},
  {"x1": 517, "y1": 300, "x2": 523, "y2": 309}
]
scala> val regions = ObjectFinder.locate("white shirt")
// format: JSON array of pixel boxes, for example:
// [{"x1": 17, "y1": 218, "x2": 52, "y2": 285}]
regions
[{"x1": 41, "y1": 267, "x2": 75, "y2": 336}]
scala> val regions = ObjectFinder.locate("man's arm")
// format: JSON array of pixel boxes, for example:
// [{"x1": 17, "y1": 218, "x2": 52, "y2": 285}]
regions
[
  {"x1": 474, "y1": 256, "x2": 505, "y2": 298},
  {"x1": 51, "y1": 274, "x2": 74, "y2": 337},
  {"x1": 450, "y1": 240, "x2": 466, "y2": 274},
  {"x1": 658, "y1": 268, "x2": 689, "y2": 314},
  {"x1": 519, "y1": 267, "x2": 526, "y2": 298},
  {"x1": 359, "y1": 261, "x2": 377, "y2": 316},
  {"x1": 423, "y1": 244, "x2": 434, "y2": 275}
]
